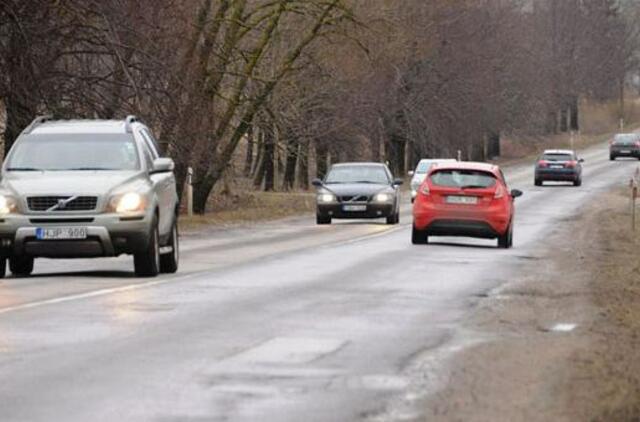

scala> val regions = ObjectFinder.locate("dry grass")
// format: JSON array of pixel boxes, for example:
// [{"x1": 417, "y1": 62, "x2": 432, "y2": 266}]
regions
[{"x1": 179, "y1": 190, "x2": 315, "y2": 230}]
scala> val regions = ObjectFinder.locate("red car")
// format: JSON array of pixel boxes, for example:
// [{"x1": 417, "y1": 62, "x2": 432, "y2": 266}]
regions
[{"x1": 412, "y1": 162, "x2": 523, "y2": 248}]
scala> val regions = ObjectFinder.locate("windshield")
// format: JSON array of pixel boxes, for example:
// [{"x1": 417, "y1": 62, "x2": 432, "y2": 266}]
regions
[
  {"x1": 430, "y1": 169, "x2": 496, "y2": 188},
  {"x1": 325, "y1": 165, "x2": 390, "y2": 184},
  {"x1": 6, "y1": 134, "x2": 140, "y2": 171},
  {"x1": 541, "y1": 153, "x2": 573, "y2": 161},
  {"x1": 613, "y1": 134, "x2": 638, "y2": 145}
]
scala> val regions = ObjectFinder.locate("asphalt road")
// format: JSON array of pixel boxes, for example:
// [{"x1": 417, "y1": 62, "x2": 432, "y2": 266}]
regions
[{"x1": 0, "y1": 142, "x2": 637, "y2": 422}]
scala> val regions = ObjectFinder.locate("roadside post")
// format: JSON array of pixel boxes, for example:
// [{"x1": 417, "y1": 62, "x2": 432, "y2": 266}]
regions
[
  {"x1": 187, "y1": 167, "x2": 193, "y2": 217},
  {"x1": 457, "y1": 150, "x2": 462, "y2": 161},
  {"x1": 631, "y1": 168, "x2": 639, "y2": 230}
]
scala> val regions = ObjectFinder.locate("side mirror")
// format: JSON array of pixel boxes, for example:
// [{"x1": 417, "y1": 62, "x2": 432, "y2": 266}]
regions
[
  {"x1": 311, "y1": 178, "x2": 323, "y2": 187},
  {"x1": 151, "y1": 157, "x2": 174, "y2": 174},
  {"x1": 578, "y1": 158, "x2": 585, "y2": 163},
  {"x1": 511, "y1": 189, "x2": 523, "y2": 198},
  {"x1": 393, "y1": 178, "x2": 404, "y2": 186},
  {"x1": 408, "y1": 171, "x2": 415, "y2": 177}
]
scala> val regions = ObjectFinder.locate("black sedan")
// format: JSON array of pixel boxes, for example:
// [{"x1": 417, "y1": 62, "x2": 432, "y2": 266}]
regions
[
  {"x1": 312, "y1": 163, "x2": 403, "y2": 225},
  {"x1": 610, "y1": 133, "x2": 640, "y2": 160}
]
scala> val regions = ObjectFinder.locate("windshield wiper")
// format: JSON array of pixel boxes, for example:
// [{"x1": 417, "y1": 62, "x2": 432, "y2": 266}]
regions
[
  {"x1": 460, "y1": 184, "x2": 488, "y2": 189},
  {"x1": 6, "y1": 167, "x2": 41, "y2": 171},
  {"x1": 352, "y1": 180, "x2": 379, "y2": 184}
]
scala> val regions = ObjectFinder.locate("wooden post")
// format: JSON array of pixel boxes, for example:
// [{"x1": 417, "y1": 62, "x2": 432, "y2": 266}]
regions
[{"x1": 187, "y1": 167, "x2": 193, "y2": 217}]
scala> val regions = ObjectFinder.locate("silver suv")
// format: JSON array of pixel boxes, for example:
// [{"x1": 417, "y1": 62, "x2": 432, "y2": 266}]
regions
[{"x1": 0, "y1": 116, "x2": 179, "y2": 277}]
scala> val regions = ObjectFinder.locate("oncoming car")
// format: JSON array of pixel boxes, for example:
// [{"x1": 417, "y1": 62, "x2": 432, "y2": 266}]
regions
[
  {"x1": 0, "y1": 116, "x2": 179, "y2": 278},
  {"x1": 312, "y1": 162, "x2": 403, "y2": 225},
  {"x1": 412, "y1": 162, "x2": 522, "y2": 248},
  {"x1": 408, "y1": 158, "x2": 456, "y2": 203}
]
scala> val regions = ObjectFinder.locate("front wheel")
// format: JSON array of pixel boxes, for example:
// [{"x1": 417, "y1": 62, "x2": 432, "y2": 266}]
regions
[
  {"x1": 134, "y1": 221, "x2": 160, "y2": 277},
  {"x1": 316, "y1": 215, "x2": 331, "y2": 225},
  {"x1": 0, "y1": 257, "x2": 7, "y2": 278},
  {"x1": 159, "y1": 220, "x2": 179, "y2": 274},
  {"x1": 10, "y1": 255, "x2": 34, "y2": 277},
  {"x1": 386, "y1": 212, "x2": 399, "y2": 225}
]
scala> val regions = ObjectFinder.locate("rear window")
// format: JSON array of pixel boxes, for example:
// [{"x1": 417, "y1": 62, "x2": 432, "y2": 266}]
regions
[
  {"x1": 613, "y1": 134, "x2": 638, "y2": 145},
  {"x1": 430, "y1": 169, "x2": 496, "y2": 189},
  {"x1": 542, "y1": 153, "x2": 573, "y2": 161}
]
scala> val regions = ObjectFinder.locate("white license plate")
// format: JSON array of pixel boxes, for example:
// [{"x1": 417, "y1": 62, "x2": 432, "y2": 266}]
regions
[
  {"x1": 36, "y1": 227, "x2": 88, "y2": 240},
  {"x1": 446, "y1": 195, "x2": 478, "y2": 205},
  {"x1": 343, "y1": 205, "x2": 367, "y2": 212},
  {"x1": 621, "y1": 150, "x2": 631, "y2": 154},
  {"x1": 550, "y1": 164, "x2": 563, "y2": 169}
]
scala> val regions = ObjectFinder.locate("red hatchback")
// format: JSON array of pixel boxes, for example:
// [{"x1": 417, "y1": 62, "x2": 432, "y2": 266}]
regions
[{"x1": 412, "y1": 162, "x2": 522, "y2": 248}]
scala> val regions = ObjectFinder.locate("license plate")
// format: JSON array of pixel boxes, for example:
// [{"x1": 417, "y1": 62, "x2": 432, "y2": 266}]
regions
[
  {"x1": 446, "y1": 195, "x2": 478, "y2": 205},
  {"x1": 550, "y1": 164, "x2": 563, "y2": 169},
  {"x1": 621, "y1": 150, "x2": 631, "y2": 154},
  {"x1": 36, "y1": 227, "x2": 87, "y2": 240},
  {"x1": 343, "y1": 205, "x2": 367, "y2": 212}
]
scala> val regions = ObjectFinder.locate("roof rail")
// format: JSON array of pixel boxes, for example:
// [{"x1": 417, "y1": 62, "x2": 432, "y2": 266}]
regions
[
  {"x1": 22, "y1": 115, "x2": 54, "y2": 135},
  {"x1": 124, "y1": 115, "x2": 140, "y2": 133}
]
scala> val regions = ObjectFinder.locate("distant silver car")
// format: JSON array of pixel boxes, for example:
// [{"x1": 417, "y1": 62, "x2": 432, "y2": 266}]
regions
[
  {"x1": 0, "y1": 116, "x2": 179, "y2": 277},
  {"x1": 408, "y1": 158, "x2": 457, "y2": 202}
]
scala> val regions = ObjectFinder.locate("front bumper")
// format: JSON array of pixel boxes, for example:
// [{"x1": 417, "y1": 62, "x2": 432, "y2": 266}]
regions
[
  {"x1": 317, "y1": 202, "x2": 394, "y2": 219},
  {"x1": 0, "y1": 211, "x2": 153, "y2": 258},
  {"x1": 535, "y1": 168, "x2": 579, "y2": 181}
]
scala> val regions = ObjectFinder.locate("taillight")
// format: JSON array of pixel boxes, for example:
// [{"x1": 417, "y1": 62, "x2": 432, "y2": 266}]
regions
[
  {"x1": 538, "y1": 160, "x2": 548, "y2": 168},
  {"x1": 635, "y1": 141, "x2": 640, "y2": 148},
  {"x1": 494, "y1": 184, "x2": 505, "y2": 199},
  {"x1": 566, "y1": 160, "x2": 577, "y2": 168}
]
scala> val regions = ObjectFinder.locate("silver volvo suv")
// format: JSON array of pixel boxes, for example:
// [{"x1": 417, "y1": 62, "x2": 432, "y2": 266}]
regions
[{"x1": 0, "y1": 116, "x2": 179, "y2": 277}]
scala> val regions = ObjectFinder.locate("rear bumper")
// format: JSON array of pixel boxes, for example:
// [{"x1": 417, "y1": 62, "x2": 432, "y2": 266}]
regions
[
  {"x1": 610, "y1": 148, "x2": 640, "y2": 157},
  {"x1": 317, "y1": 202, "x2": 394, "y2": 219},
  {"x1": 535, "y1": 168, "x2": 579, "y2": 181},
  {"x1": 0, "y1": 212, "x2": 152, "y2": 258},
  {"x1": 413, "y1": 200, "x2": 510, "y2": 237}
]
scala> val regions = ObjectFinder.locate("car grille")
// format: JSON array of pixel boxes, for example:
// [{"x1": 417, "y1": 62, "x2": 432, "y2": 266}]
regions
[
  {"x1": 339, "y1": 195, "x2": 370, "y2": 203},
  {"x1": 27, "y1": 196, "x2": 98, "y2": 212}
]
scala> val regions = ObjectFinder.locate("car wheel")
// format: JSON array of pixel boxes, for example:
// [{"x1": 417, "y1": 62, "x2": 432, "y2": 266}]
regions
[
  {"x1": 316, "y1": 215, "x2": 331, "y2": 225},
  {"x1": 134, "y1": 220, "x2": 160, "y2": 277},
  {"x1": 159, "y1": 219, "x2": 179, "y2": 274},
  {"x1": 498, "y1": 224, "x2": 512, "y2": 249},
  {"x1": 534, "y1": 179, "x2": 542, "y2": 186},
  {"x1": 10, "y1": 255, "x2": 34, "y2": 277},
  {"x1": 0, "y1": 257, "x2": 7, "y2": 278},
  {"x1": 411, "y1": 225, "x2": 428, "y2": 244},
  {"x1": 610, "y1": 154, "x2": 616, "y2": 161},
  {"x1": 386, "y1": 212, "x2": 399, "y2": 225},
  {"x1": 574, "y1": 178, "x2": 582, "y2": 187}
]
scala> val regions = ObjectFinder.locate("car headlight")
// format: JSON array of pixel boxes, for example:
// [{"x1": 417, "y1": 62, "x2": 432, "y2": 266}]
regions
[
  {"x1": 317, "y1": 193, "x2": 337, "y2": 203},
  {"x1": 0, "y1": 195, "x2": 17, "y2": 215},
  {"x1": 374, "y1": 193, "x2": 393, "y2": 202},
  {"x1": 110, "y1": 192, "x2": 145, "y2": 213}
]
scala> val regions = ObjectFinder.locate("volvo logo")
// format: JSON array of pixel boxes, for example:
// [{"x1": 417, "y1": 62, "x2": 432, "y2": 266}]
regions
[{"x1": 47, "y1": 196, "x2": 77, "y2": 212}]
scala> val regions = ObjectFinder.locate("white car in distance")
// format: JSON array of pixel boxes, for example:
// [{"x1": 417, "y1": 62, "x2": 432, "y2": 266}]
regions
[{"x1": 408, "y1": 158, "x2": 457, "y2": 202}]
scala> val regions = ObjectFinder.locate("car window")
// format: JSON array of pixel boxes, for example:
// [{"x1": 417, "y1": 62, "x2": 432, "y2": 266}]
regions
[
  {"x1": 140, "y1": 141, "x2": 155, "y2": 170},
  {"x1": 325, "y1": 165, "x2": 391, "y2": 184},
  {"x1": 416, "y1": 161, "x2": 434, "y2": 173},
  {"x1": 542, "y1": 153, "x2": 573, "y2": 161},
  {"x1": 140, "y1": 129, "x2": 160, "y2": 158},
  {"x1": 7, "y1": 134, "x2": 140, "y2": 171},
  {"x1": 430, "y1": 169, "x2": 497, "y2": 188}
]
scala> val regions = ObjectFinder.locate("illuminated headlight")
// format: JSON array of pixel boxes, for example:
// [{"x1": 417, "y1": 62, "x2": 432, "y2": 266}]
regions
[
  {"x1": 111, "y1": 192, "x2": 145, "y2": 213},
  {"x1": 374, "y1": 193, "x2": 393, "y2": 202},
  {"x1": 317, "y1": 193, "x2": 336, "y2": 203},
  {"x1": 0, "y1": 195, "x2": 17, "y2": 215}
]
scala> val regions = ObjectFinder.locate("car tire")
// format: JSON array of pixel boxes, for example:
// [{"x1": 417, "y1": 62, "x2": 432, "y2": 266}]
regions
[
  {"x1": 411, "y1": 198, "x2": 415, "y2": 204},
  {"x1": 316, "y1": 215, "x2": 331, "y2": 225},
  {"x1": 134, "y1": 220, "x2": 160, "y2": 277},
  {"x1": 10, "y1": 255, "x2": 34, "y2": 277},
  {"x1": 411, "y1": 225, "x2": 428, "y2": 244},
  {"x1": 159, "y1": 219, "x2": 179, "y2": 274},
  {"x1": 574, "y1": 178, "x2": 582, "y2": 187},
  {"x1": 386, "y1": 212, "x2": 399, "y2": 225},
  {"x1": 610, "y1": 154, "x2": 616, "y2": 161},
  {"x1": 498, "y1": 224, "x2": 513, "y2": 249},
  {"x1": 534, "y1": 179, "x2": 542, "y2": 186},
  {"x1": 0, "y1": 257, "x2": 7, "y2": 279}
]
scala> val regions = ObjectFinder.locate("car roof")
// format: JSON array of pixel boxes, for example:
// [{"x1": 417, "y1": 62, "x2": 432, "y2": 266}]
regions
[
  {"x1": 29, "y1": 119, "x2": 145, "y2": 135},
  {"x1": 542, "y1": 149, "x2": 575, "y2": 155},
  {"x1": 417, "y1": 158, "x2": 456, "y2": 164},
  {"x1": 430, "y1": 161, "x2": 499, "y2": 174}
]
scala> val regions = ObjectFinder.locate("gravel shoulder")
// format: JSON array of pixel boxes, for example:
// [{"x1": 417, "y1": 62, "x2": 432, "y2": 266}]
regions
[{"x1": 421, "y1": 186, "x2": 640, "y2": 421}]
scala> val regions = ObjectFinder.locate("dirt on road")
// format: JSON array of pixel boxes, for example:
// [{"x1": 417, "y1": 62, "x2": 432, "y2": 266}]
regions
[{"x1": 422, "y1": 187, "x2": 640, "y2": 421}]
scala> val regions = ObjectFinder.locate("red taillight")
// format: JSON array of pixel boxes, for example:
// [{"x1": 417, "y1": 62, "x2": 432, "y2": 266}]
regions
[
  {"x1": 494, "y1": 184, "x2": 505, "y2": 199},
  {"x1": 538, "y1": 160, "x2": 548, "y2": 168},
  {"x1": 566, "y1": 160, "x2": 577, "y2": 168},
  {"x1": 635, "y1": 141, "x2": 640, "y2": 148}
]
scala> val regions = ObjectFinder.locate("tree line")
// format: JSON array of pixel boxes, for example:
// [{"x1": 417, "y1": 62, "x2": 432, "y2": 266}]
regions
[{"x1": 1, "y1": 0, "x2": 639, "y2": 213}]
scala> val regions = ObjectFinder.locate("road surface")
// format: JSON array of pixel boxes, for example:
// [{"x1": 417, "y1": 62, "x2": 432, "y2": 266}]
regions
[{"x1": 0, "y1": 142, "x2": 636, "y2": 422}]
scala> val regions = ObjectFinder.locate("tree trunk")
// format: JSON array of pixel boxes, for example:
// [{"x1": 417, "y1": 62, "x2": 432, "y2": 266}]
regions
[
  {"x1": 243, "y1": 124, "x2": 254, "y2": 177},
  {"x1": 569, "y1": 97, "x2": 579, "y2": 131},
  {"x1": 282, "y1": 133, "x2": 298, "y2": 190},
  {"x1": 263, "y1": 128, "x2": 275, "y2": 191},
  {"x1": 560, "y1": 107, "x2": 568, "y2": 132},
  {"x1": 297, "y1": 139, "x2": 309, "y2": 189},
  {"x1": 315, "y1": 141, "x2": 329, "y2": 179},
  {"x1": 487, "y1": 132, "x2": 500, "y2": 159}
]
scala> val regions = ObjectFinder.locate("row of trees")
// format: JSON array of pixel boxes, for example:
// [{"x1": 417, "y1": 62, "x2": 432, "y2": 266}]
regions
[{"x1": 1, "y1": 0, "x2": 639, "y2": 212}]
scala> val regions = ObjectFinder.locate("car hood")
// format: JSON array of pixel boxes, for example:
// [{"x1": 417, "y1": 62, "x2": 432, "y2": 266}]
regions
[
  {"x1": 322, "y1": 183, "x2": 391, "y2": 196},
  {"x1": 1, "y1": 170, "x2": 145, "y2": 196}
]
